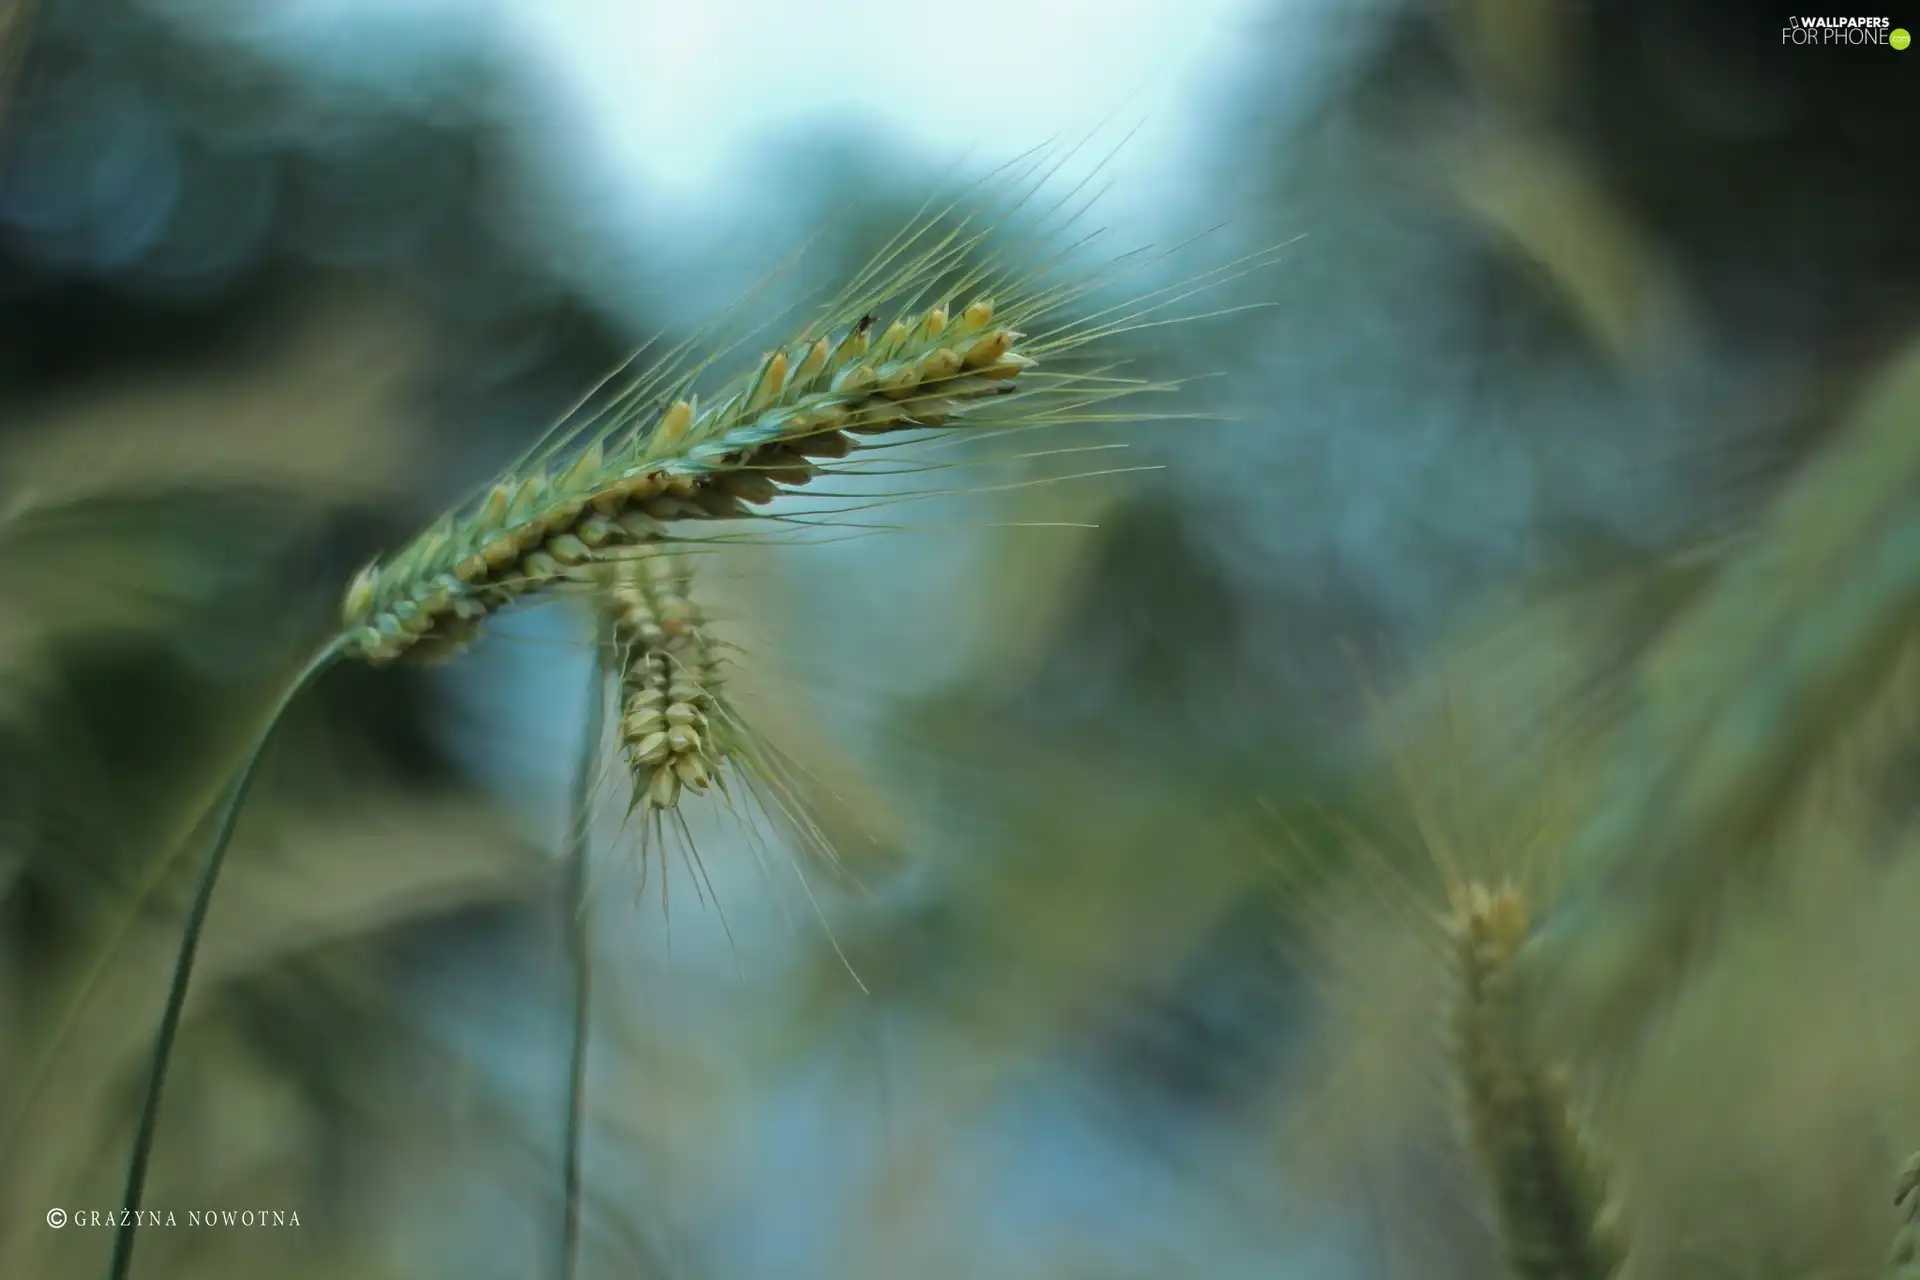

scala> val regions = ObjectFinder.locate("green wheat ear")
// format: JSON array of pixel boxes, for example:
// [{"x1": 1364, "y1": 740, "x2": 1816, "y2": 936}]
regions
[
  {"x1": 607, "y1": 548, "x2": 729, "y2": 817},
  {"x1": 337, "y1": 293, "x2": 1034, "y2": 667},
  {"x1": 107, "y1": 167, "x2": 1288, "y2": 1275}
]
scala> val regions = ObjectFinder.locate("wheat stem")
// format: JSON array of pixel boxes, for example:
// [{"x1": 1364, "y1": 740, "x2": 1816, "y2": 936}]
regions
[
  {"x1": 108, "y1": 636, "x2": 347, "y2": 1280},
  {"x1": 559, "y1": 632, "x2": 607, "y2": 1280}
]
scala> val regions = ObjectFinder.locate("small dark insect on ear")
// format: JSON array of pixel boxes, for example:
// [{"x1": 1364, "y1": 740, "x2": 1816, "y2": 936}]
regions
[
  {"x1": 634, "y1": 394, "x2": 669, "y2": 430},
  {"x1": 855, "y1": 313, "x2": 875, "y2": 334}
]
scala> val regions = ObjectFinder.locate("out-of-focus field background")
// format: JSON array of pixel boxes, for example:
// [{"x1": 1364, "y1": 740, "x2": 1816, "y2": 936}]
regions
[{"x1": 2, "y1": 1, "x2": 1917, "y2": 1276}]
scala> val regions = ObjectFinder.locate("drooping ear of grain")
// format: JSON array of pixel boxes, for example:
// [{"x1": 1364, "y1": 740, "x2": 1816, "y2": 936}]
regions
[
  {"x1": 1450, "y1": 883, "x2": 1627, "y2": 1280},
  {"x1": 604, "y1": 550, "x2": 726, "y2": 816},
  {"x1": 340, "y1": 298, "x2": 1034, "y2": 666},
  {"x1": 335, "y1": 166, "x2": 1292, "y2": 670}
]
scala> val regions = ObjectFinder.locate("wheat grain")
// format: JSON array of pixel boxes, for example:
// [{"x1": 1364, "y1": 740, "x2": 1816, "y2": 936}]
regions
[
  {"x1": 599, "y1": 548, "x2": 820, "y2": 927},
  {"x1": 594, "y1": 543, "x2": 877, "y2": 992},
  {"x1": 605, "y1": 550, "x2": 728, "y2": 816},
  {"x1": 1450, "y1": 882, "x2": 1626, "y2": 1280}
]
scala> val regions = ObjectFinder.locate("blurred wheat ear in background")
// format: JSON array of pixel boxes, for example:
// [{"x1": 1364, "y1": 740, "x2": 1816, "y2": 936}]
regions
[{"x1": 1449, "y1": 883, "x2": 1624, "y2": 1280}]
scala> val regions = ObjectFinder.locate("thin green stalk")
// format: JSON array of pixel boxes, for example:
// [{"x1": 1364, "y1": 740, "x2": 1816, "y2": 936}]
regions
[
  {"x1": 560, "y1": 634, "x2": 608, "y2": 1280},
  {"x1": 108, "y1": 637, "x2": 346, "y2": 1280}
]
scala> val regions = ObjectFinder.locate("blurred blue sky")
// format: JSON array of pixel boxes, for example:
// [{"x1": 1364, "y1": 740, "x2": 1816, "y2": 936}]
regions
[{"x1": 189, "y1": 0, "x2": 1316, "y2": 312}]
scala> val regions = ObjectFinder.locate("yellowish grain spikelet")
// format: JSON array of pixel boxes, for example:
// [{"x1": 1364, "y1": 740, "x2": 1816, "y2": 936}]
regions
[{"x1": 606, "y1": 550, "x2": 724, "y2": 817}]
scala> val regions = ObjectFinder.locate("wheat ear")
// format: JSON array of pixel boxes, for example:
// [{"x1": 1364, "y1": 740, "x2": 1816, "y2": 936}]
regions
[
  {"x1": 1450, "y1": 883, "x2": 1627, "y2": 1280},
  {"x1": 107, "y1": 636, "x2": 347, "y2": 1280},
  {"x1": 598, "y1": 548, "x2": 871, "y2": 984},
  {"x1": 602, "y1": 548, "x2": 763, "y2": 924},
  {"x1": 606, "y1": 550, "x2": 729, "y2": 814},
  {"x1": 340, "y1": 298, "x2": 1034, "y2": 666}
]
